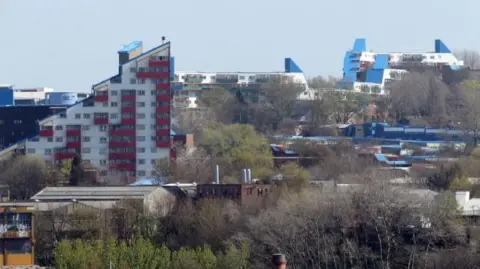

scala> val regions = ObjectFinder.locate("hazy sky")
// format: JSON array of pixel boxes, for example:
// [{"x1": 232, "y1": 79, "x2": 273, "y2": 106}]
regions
[{"x1": 0, "y1": 0, "x2": 478, "y2": 92}]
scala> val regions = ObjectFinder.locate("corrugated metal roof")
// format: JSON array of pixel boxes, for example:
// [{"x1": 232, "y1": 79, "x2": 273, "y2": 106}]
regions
[{"x1": 31, "y1": 186, "x2": 164, "y2": 201}]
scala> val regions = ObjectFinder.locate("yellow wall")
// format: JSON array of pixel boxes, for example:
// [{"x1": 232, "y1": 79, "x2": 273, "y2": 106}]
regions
[{"x1": 4, "y1": 254, "x2": 33, "y2": 265}]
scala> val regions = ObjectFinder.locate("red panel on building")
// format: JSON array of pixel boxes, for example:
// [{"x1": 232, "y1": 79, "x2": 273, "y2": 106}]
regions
[
  {"x1": 66, "y1": 141, "x2": 81, "y2": 149},
  {"x1": 155, "y1": 106, "x2": 170, "y2": 113},
  {"x1": 94, "y1": 118, "x2": 109, "y2": 125},
  {"x1": 121, "y1": 95, "x2": 136, "y2": 102},
  {"x1": 39, "y1": 129, "x2": 54, "y2": 137},
  {"x1": 94, "y1": 95, "x2": 108, "y2": 102},
  {"x1": 156, "y1": 95, "x2": 170, "y2": 102},
  {"x1": 148, "y1": 60, "x2": 170, "y2": 68},
  {"x1": 136, "y1": 72, "x2": 170, "y2": 79},
  {"x1": 121, "y1": 118, "x2": 136, "y2": 125},
  {"x1": 155, "y1": 118, "x2": 170, "y2": 125},
  {"x1": 156, "y1": 129, "x2": 170, "y2": 136},
  {"x1": 156, "y1": 83, "x2": 170, "y2": 90},
  {"x1": 156, "y1": 141, "x2": 170, "y2": 147}
]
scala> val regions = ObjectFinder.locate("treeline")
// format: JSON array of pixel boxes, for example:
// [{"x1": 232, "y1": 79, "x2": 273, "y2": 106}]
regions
[{"x1": 55, "y1": 238, "x2": 249, "y2": 269}]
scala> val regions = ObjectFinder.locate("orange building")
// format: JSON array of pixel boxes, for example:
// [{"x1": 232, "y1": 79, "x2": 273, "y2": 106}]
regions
[{"x1": 0, "y1": 204, "x2": 35, "y2": 266}]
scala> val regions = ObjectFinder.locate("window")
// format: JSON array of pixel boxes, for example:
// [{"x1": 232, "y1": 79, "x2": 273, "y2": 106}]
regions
[
  {"x1": 55, "y1": 137, "x2": 63, "y2": 142},
  {"x1": 47, "y1": 137, "x2": 53, "y2": 142},
  {"x1": 13, "y1": 120, "x2": 22, "y2": 124},
  {"x1": 137, "y1": 102, "x2": 146, "y2": 107},
  {"x1": 136, "y1": 113, "x2": 146, "y2": 119},
  {"x1": 138, "y1": 159, "x2": 146, "y2": 165},
  {"x1": 137, "y1": 147, "x2": 145, "y2": 153},
  {"x1": 111, "y1": 102, "x2": 118, "y2": 107},
  {"x1": 82, "y1": 125, "x2": 90, "y2": 130},
  {"x1": 99, "y1": 148, "x2": 107, "y2": 155},
  {"x1": 150, "y1": 101, "x2": 156, "y2": 107},
  {"x1": 151, "y1": 159, "x2": 157, "y2": 164},
  {"x1": 157, "y1": 124, "x2": 169, "y2": 129},
  {"x1": 239, "y1": 76, "x2": 245, "y2": 79},
  {"x1": 27, "y1": 148, "x2": 35, "y2": 154},
  {"x1": 136, "y1": 136, "x2": 146, "y2": 141},
  {"x1": 100, "y1": 137, "x2": 107, "y2": 143},
  {"x1": 100, "y1": 170, "x2": 107, "y2": 176},
  {"x1": 138, "y1": 79, "x2": 146, "y2": 84},
  {"x1": 151, "y1": 113, "x2": 156, "y2": 119},
  {"x1": 99, "y1": 160, "x2": 107, "y2": 165},
  {"x1": 130, "y1": 79, "x2": 136, "y2": 84},
  {"x1": 151, "y1": 136, "x2": 157, "y2": 141},
  {"x1": 44, "y1": 148, "x2": 52, "y2": 155},
  {"x1": 137, "y1": 171, "x2": 146, "y2": 177},
  {"x1": 151, "y1": 147, "x2": 157, "y2": 153},
  {"x1": 110, "y1": 113, "x2": 119, "y2": 119},
  {"x1": 82, "y1": 136, "x2": 90, "y2": 142},
  {"x1": 5, "y1": 239, "x2": 31, "y2": 254},
  {"x1": 129, "y1": 68, "x2": 136, "y2": 73},
  {"x1": 75, "y1": 113, "x2": 81, "y2": 119},
  {"x1": 83, "y1": 113, "x2": 90, "y2": 119},
  {"x1": 111, "y1": 90, "x2": 118, "y2": 96},
  {"x1": 55, "y1": 125, "x2": 63, "y2": 130},
  {"x1": 138, "y1": 90, "x2": 146, "y2": 96},
  {"x1": 82, "y1": 148, "x2": 91, "y2": 153},
  {"x1": 83, "y1": 159, "x2": 91, "y2": 164},
  {"x1": 59, "y1": 113, "x2": 66, "y2": 118},
  {"x1": 99, "y1": 125, "x2": 108, "y2": 131},
  {"x1": 102, "y1": 102, "x2": 108, "y2": 107},
  {"x1": 137, "y1": 124, "x2": 145, "y2": 130}
]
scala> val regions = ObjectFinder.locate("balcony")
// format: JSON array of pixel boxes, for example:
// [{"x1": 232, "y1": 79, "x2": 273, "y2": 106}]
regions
[
  {"x1": 66, "y1": 129, "x2": 81, "y2": 136},
  {"x1": 94, "y1": 95, "x2": 108, "y2": 102},
  {"x1": 156, "y1": 83, "x2": 170, "y2": 90},
  {"x1": 156, "y1": 106, "x2": 170, "y2": 113},
  {"x1": 109, "y1": 141, "x2": 136, "y2": 148},
  {"x1": 156, "y1": 129, "x2": 170, "y2": 136},
  {"x1": 184, "y1": 77, "x2": 204, "y2": 83},
  {"x1": 121, "y1": 106, "x2": 136, "y2": 113},
  {"x1": 39, "y1": 129, "x2": 54, "y2": 137},
  {"x1": 66, "y1": 141, "x2": 81, "y2": 149},
  {"x1": 216, "y1": 77, "x2": 239, "y2": 83},
  {"x1": 156, "y1": 141, "x2": 170, "y2": 147},
  {"x1": 156, "y1": 95, "x2": 170, "y2": 102},
  {"x1": 94, "y1": 118, "x2": 109, "y2": 125},
  {"x1": 109, "y1": 152, "x2": 136, "y2": 159},
  {"x1": 136, "y1": 72, "x2": 170, "y2": 79},
  {"x1": 121, "y1": 118, "x2": 136, "y2": 125},
  {"x1": 110, "y1": 163, "x2": 136, "y2": 171},
  {"x1": 121, "y1": 95, "x2": 136, "y2": 102},
  {"x1": 156, "y1": 118, "x2": 170, "y2": 125},
  {"x1": 149, "y1": 59, "x2": 169, "y2": 68}
]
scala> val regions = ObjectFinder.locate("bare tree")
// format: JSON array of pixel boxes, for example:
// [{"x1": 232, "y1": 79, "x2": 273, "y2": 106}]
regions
[
  {"x1": 457, "y1": 84, "x2": 480, "y2": 145},
  {"x1": 454, "y1": 49, "x2": 480, "y2": 69}
]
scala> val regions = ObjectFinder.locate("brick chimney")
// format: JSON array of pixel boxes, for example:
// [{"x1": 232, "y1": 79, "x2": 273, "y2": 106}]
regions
[{"x1": 272, "y1": 253, "x2": 286, "y2": 269}]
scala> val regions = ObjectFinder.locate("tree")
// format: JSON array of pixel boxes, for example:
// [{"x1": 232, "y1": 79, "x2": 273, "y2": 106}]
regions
[
  {"x1": 250, "y1": 81, "x2": 304, "y2": 133},
  {"x1": 0, "y1": 155, "x2": 63, "y2": 200},
  {"x1": 197, "y1": 123, "x2": 273, "y2": 181},
  {"x1": 454, "y1": 49, "x2": 480, "y2": 69},
  {"x1": 458, "y1": 81, "x2": 480, "y2": 145},
  {"x1": 69, "y1": 154, "x2": 85, "y2": 186}
]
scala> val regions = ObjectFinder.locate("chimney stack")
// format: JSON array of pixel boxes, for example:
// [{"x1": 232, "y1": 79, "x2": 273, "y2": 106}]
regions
[
  {"x1": 272, "y1": 254, "x2": 286, "y2": 269},
  {"x1": 215, "y1": 165, "x2": 220, "y2": 184},
  {"x1": 247, "y1": 169, "x2": 252, "y2": 183}
]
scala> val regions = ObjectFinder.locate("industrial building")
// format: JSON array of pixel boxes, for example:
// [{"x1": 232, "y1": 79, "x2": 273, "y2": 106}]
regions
[
  {"x1": 173, "y1": 58, "x2": 311, "y2": 108},
  {"x1": 18, "y1": 40, "x2": 174, "y2": 180},
  {"x1": 339, "y1": 39, "x2": 464, "y2": 94}
]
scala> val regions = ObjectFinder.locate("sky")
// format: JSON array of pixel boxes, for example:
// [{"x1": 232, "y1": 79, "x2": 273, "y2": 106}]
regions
[{"x1": 0, "y1": 0, "x2": 479, "y2": 92}]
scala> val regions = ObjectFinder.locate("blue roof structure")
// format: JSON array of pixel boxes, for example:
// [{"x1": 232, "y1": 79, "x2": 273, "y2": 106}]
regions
[{"x1": 118, "y1": 41, "x2": 143, "y2": 53}]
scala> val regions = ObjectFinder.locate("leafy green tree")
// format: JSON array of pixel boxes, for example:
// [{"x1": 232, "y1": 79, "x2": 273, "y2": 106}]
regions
[
  {"x1": 198, "y1": 123, "x2": 273, "y2": 181},
  {"x1": 279, "y1": 163, "x2": 309, "y2": 191},
  {"x1": 217, "y1": 243, "x2": 250, "y2": 269}
]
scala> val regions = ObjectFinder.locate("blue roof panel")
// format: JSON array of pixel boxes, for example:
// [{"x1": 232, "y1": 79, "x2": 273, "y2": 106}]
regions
[{"x1": 118, "y1": 41, "x2": 143, "y2": 53}]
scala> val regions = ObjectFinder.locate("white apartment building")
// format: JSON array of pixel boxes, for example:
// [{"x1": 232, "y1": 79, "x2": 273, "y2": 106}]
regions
[{"x1": 24, "y1": 40, "x2": 173, "y2": 179}]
